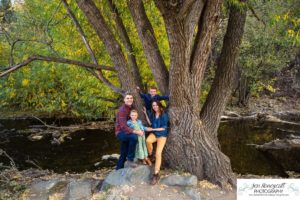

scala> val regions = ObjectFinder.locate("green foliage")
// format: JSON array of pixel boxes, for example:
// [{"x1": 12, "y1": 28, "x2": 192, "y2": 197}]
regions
[
  {"x1": 209, "y1": 0, "x2": 299, "y2": 100},
  {"x1": 0, "y1": 0, "x2": 117, "y2": 119},
  {"x1": 239, "y1": 0, "x2": 299, "y2": 96},
  {"x1": 1, "y1": 0, "x2": 299, "y2": 117}
]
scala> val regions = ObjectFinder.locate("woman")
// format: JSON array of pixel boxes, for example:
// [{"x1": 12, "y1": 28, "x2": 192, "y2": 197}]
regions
[{"x1": 144, "y1": 100, "x2": 169, "y2": 185}]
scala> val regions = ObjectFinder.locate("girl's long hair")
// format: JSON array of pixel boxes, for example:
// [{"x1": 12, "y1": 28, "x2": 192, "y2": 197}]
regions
[{"x1": 151, "y1": 100, "x2": 164, "y2": 116}]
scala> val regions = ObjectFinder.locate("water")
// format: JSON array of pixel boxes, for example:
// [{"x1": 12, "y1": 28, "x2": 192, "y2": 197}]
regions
[
  {"x1": 1, "y1": 118, "x2": 300, "y2": 175},
  {"x1": 218, "y1": 120, "x2": 300, "y2": 176}
]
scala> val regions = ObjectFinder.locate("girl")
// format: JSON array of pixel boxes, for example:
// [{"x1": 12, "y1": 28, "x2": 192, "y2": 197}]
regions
[
  {"x1": 144, "y1": 100, "x2": 169, "y2": 185},
  {"x1": 127, "y1": 110, "x2": 152, "y2": 166}
]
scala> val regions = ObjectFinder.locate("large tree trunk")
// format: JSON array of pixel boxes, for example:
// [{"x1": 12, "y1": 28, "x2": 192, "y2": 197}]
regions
[
  {"x1": 157, "y1": 0, "x2": 247, "y2": 187},
  {"x1": 165, "y1": 107, "x2": 235, "y2": 187}
]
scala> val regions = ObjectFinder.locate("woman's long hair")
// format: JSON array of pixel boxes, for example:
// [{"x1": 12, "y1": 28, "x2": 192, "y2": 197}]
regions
[{"x1": 151, "y1": 100, "x2": 165, "y2": 116}]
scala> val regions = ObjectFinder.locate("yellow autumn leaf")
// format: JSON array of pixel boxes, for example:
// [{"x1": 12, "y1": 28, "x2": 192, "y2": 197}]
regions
[
  {"x1": 22, "y1": 79, "x2": 30, "y2": 87},
  {"x1": 9, "y1": 91, "x2": 16, "y2": 98},
  {"x1": 266, "y1": 84, "x2": 276, "y2": 93},
  {"x1": 288, "y1": 29, "x2": 295, "y2": 35},
  {"x1": 61, "y1": 100, "x2": 67, "y2": 108}
]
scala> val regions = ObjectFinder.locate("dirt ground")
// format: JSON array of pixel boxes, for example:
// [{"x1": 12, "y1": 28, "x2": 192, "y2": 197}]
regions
[
  {"x1": 92, "y1": 182, "x2": 236, "y2": 200},
  {"x1": 0, "y1": 167, "x2": 237, "y2": 200}
]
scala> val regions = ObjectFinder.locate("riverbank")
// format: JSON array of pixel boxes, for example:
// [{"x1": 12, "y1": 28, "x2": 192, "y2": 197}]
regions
[
  {"x1": 227, "y1": 95, "x2": 300, "y2": 121},
  {"x1": 0, "y1": 166, "x2": 232, "y2": 200},
  {"x1": 1, "y1": 96, "x2": 299, "y2": 199},
  {"x1": 1, "y1": 94, "x2": 299, "y2": 121},
  {"x1": 2, "y1": 165, "x2": 300, "y2": 200}
]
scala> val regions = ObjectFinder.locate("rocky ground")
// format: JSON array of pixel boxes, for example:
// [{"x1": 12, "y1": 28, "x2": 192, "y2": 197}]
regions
[
  {"x1": 2, "y1": 164, "x2": 300, "y2": 200},
  {"x1": 0, "y1": 165, "x2": 236, "y2": 200},
  {"x1": 226, "y1": 95, "x2": 300, "y2": 115}
]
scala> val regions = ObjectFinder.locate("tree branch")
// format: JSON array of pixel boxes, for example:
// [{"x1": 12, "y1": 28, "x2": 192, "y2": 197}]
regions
[
  {"x1": 0, "y1": 55, "x2": 115, "y2": 78},
  {"x1": 76, "y1": 0, "x2": 137, "y2": 94},
  {"x1": 9, "y1": 39, "x2": 54, "y2": 66},
  {"x1": 128, "y1": 0, "x2": 169, "y2": 95},
  {"x1": 186, "y1": 0, "x2": 222, "y2": 113},
  {"x1": 183, "y1": 0, "x2": 205, "y2": 42},
  {"x1": 248, "y1": 4, "x2": 266, "y2": 27},
  {"x1": 62, "y1": 0, "x2": 123, "y2": 95},
  {"x1": 200, "y1": 2, "x2": 247, "y2": 139},
  {"x1": 107, "y1": 0, "x2": 143, "y2": 90}
]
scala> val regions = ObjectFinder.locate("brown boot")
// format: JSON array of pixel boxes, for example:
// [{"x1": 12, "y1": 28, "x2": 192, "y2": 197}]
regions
[
  {"x1": 144, "y1": 158, "x2": 152, "y2": 166},
  {"x1": 150, "y1": 173, "x2": 160, "y2": 185},
  {"x1": 148, "y1": 154, "x2": 156, "y2": 163}
]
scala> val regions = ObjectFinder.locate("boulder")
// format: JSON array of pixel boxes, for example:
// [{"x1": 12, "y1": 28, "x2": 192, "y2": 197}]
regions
[
  {"x1": 160, "y1": 174, "x2": 198, "y2": 187},
  {"x1": 101, "y1": 166, "x2": 151, "y2": 191},
  {"x1": 184, "y1": 188, "x2": 201, "y2": 200},
  {"x1": 256, "y1": 138, "x2": 300, "y2": 172},
  {"x1": 102, "y1": 154, "x2": 120, "y2": 160},
  {"x1": 65, "y1": 179, "x2": 93, "y2": 200},
  {"x1": 24, "y1": 179, "x2": 60, "y2": 200}
]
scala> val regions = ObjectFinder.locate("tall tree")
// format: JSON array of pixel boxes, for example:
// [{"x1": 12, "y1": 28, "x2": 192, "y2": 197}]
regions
[{"x1": 0, "y1": 0, "x2": 247, "y2": 186}]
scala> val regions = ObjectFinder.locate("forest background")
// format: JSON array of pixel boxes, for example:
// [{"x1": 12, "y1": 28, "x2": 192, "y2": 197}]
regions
[{"x1": 0, "y1": 0, "x2": 299, "y2": 119}]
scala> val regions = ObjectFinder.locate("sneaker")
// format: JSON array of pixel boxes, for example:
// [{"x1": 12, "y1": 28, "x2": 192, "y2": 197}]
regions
[
  {"x1": 150, "y1": 173, "x2": 160, "y2": 185},
  {"x1": 125, "y1": 160, "x2": 138, "y2": 168}
]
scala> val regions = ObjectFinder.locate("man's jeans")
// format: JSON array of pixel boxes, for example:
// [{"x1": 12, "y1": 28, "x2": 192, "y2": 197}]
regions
[{"x1": 116, "y1": 132, "x2": 138, "y2": 170}]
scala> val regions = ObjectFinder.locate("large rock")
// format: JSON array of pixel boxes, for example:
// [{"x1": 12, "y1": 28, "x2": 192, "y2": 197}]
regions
[
  {"x1": 184, "y1": 188, "x2": 201, "y2": 200},
  {"x1": 23, "y1": 179, "x2": 61, "y2": 200},
  {"x1": 65, "y1": 179, "x2": 93, "y2": 200},
  {"x1": 256, "y1": 138, "x2": 300, "y2": 172},
  {"x1": 160, "y1": 174, "x2": 198, "y2": 187},
  {"x1": 101, "y1": 166, "x2": 151, "y2": 191},
  {"x1": 22, "y1": 178, "x2": 100, "y2": 200}
]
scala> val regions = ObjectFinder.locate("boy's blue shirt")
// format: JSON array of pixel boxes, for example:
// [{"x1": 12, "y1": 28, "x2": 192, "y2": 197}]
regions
[
  {"x1": 127, "y1": 119, "x2": 147, "y2": 131},
  {"x1": 140, "y1": 93, "x2": 169, "y2": 110}
]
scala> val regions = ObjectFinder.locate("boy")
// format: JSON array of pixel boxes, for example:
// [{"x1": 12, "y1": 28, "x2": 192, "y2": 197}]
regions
[{"x1": 137, "y1": 86, "x2": 169, "y2": 113}]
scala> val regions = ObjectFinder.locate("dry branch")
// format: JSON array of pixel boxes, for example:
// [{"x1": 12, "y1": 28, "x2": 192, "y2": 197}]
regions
[{"x1": 0, "y1": 55, "x2": 115, "y2": 78}]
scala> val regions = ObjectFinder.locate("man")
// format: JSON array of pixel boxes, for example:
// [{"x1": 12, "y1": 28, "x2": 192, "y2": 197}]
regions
[
  {"x1": 115, "y1": 93, "x2": 144, "y2": 170},
  {"x1": 137, "y1": 86, "x2": 169, "y2": 112}
]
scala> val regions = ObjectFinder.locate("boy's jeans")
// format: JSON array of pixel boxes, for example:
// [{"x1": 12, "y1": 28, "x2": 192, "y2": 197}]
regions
[{"x1": 116, "y1": 132, "x2": 138, "y2": 170}]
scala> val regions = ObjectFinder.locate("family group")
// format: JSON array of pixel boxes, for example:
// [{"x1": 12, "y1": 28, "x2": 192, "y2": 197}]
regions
[{"x1": 115, "y1": 86, "x2": 169, "y2": 185}]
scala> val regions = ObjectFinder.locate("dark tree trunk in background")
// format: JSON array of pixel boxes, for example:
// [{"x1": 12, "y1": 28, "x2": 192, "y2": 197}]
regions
[{"x1": 238, "y1": 72, "x2": 251, "y2": 106}]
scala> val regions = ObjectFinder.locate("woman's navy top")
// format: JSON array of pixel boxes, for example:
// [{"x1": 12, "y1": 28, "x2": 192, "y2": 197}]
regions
[{"x1": 149, "y1": 112, "x2": 169, "y2": 137}]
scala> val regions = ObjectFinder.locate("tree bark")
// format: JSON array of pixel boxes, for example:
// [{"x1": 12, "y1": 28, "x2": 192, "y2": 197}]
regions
[
  {"x1": 200, "y1": 3, "x2": 247, "y2": 140},
  {"x1": 77, "y1": 0, "x2": 145, "y2": 119},
  {"x1": 107, "y1": 0, "x2": 143, "y2": 91},
  {"x1": 128, "y1": 0, "x2": 169, "y2": 95},
  {"x1": 165, "y1": 107, "x2": 235, "y2": 187},
  {"x1": 0, "y1": 55, "x2": 116, "y2": 78},
  {"x1": 76, "y1": 0, "x2": 135, "y2": 92},
  {"x1": 62, "y1": 0, "x2": 122, "y2": 94},
  {"x1": 155, "y1": 0, "x2": 239, "y2": 187}
]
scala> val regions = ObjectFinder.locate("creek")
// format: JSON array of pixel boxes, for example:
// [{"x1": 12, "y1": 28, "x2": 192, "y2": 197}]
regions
[{"x1": 1, "y1": 117, "x2": 300, "y2": 176}]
